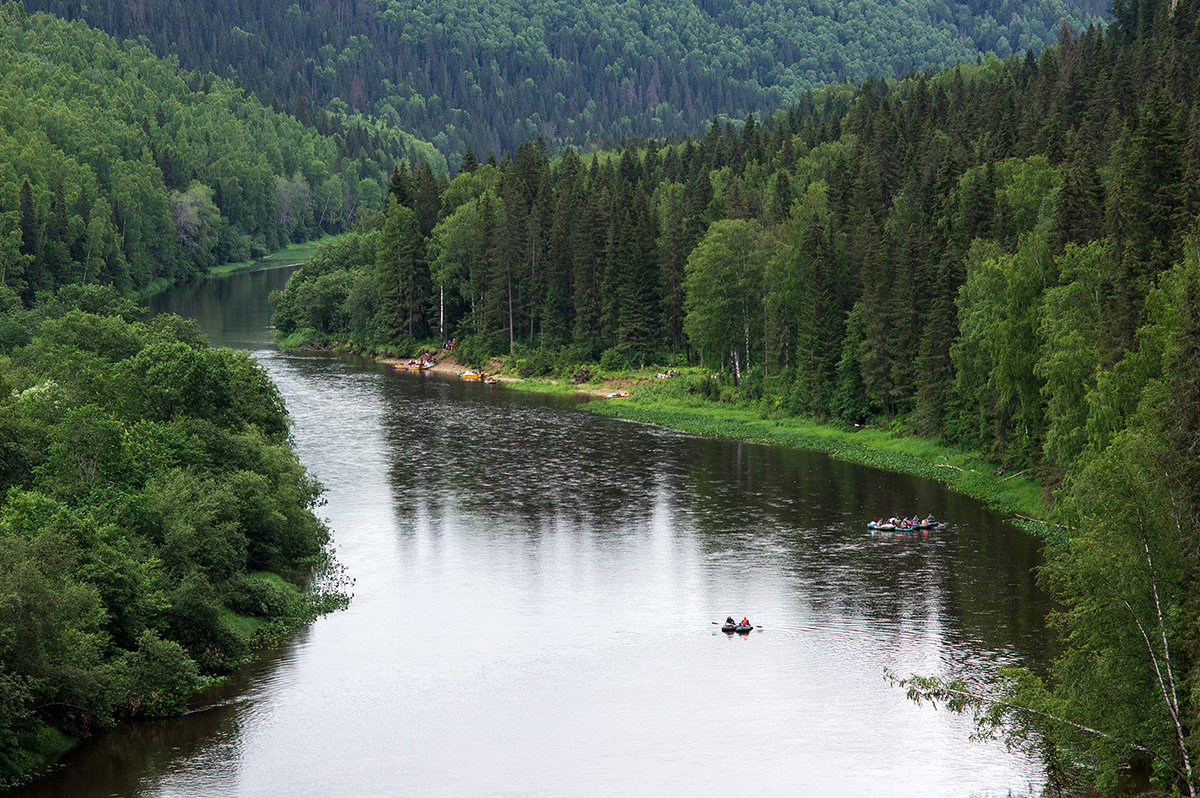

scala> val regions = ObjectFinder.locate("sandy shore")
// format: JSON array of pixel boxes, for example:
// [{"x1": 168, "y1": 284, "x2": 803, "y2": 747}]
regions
[
  {"x1": 378, "y1": 350, "x2": 638, "y2": 397},
  {"x1": 380, "y1": 352, "x2": 526, "y2": 384},
  {"x1": 379, "y1": 352, "x2": 466, "y2": 377}
]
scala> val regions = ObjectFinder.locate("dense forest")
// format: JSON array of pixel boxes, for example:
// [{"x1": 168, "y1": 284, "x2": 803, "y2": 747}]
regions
[
  {"x1": 0, "y1": 4, "x2": 442, "y2": 304},
  {"x1": 272, "y1": 0, "x2": 1200, "y2": 790},
  {"x1": 25, "y1": 0, "x2": 1106, "y2": 164},
  {"x1": 2, "y1": 0, "x2": 1199, "y2": 789},
  {"x1": 0, "y1": 286, "x2": 337, "y2": 784}
]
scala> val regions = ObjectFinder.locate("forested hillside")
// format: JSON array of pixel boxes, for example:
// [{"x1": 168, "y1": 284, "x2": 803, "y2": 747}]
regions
[
  {"x1": 27, "y1": 0, "x2": 1105, "y2": 164},
  {"x1": 274, "y1": 0, "x2": 1200, "y2": 789},
  {"x1": 0, "y1": 3, "x2": 442, "y2": 304}
]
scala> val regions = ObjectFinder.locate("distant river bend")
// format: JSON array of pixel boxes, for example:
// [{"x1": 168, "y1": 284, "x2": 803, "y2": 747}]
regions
[{"x1": 10, "y1": 264, "x2": 1050, "y2": 797}]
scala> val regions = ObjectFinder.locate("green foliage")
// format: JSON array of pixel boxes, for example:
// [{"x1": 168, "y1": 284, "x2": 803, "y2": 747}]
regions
[
  {"x1": 598, "y1": 347, "x2": 628, "y2": 372},
  {"x1": 24, "y1": 0, "x2": 1104, "y2": 162},
  {"x1": 0, "y1": 295, "x2": 335, "y2": 783},
  {"x1": 683, "y1": 219, "x2": 767, "y2": 379},
  {"x1": 0, "y1": 4, "x2": 404, "y2": 301},
  {"x1": 122, "y1": 630, "x2": 205, "y2": 717},
  {"x1": 265, "y1": 11, "x2": 1200, "y2": 787}
]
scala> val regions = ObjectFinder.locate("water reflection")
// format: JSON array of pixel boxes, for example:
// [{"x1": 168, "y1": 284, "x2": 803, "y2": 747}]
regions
[{"x1": 7, "y1": 266, "x2": 1050, "y2": 797}]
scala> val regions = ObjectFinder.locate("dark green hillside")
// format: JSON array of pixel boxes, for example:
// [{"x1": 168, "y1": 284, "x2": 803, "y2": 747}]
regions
[
  {"x1": 26, "y1": 0, "x2": 1105, "y2": 162},
  {"x1": 0, "y1": 3, "x2": 441, "y2": 303},
  {"x1": 275, "y1": 0, "x2": 1200, "y2": 788}
]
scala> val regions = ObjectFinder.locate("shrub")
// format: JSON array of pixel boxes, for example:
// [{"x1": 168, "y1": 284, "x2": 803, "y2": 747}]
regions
[
  {"x1": 123, "y1": 630, "x2": 204, "y2": 717},
  {"x1": 227, "y1": 573, "x2": 300, "y2": 618},
  {"x1": 519, "y1": 349, "x2": 557, "y2": 377},
  {"x1": 450, "y1": 335, "x2": 489, "y2": 367},
  {"x1": 599, "y1": 347, "x2": 627, "y2": 371}
]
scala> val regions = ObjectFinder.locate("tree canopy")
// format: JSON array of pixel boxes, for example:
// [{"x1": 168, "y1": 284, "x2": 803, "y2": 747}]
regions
[
  {"x1": 23, "y1": 0, "x2": 1106, "y2": 165},
  {"x1": 0, "y1": 4, "x2": 442, "y2": 303},
  {"x1": 0, "y1": 286, "x2": 334, "y2": 785}
]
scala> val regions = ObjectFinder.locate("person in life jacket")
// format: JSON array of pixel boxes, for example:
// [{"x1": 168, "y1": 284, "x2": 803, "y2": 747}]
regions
[{"x1": 740, "y1": 617, "x2": 750, "y2": 627}]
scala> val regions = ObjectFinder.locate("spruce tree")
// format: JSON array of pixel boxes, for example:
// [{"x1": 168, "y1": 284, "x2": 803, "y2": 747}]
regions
[{"x1": 459, "y1": 143, "x2": 479, "y2": 175}]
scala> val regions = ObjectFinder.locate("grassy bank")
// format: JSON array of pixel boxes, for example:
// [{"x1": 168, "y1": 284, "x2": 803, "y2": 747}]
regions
[
  {"x1": 131, "y1": 236, "x2": 341, "y2": 302},
  {"x1": 208, "y1": 235, "x2": 340, "y2": 276},
  {"x1": 494, "y1": 370, "x2": 1060, "y2": 538},
  {"x1": 282, "y1": 331, "x2": 1058, "y2": 537}
]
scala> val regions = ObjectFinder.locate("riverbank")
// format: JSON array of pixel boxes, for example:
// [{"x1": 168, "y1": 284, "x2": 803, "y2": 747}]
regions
[
  {"x1": 369, "y1": 347, "x2": 1058, "y2": 535},
  {"x1": 131, "y1": 235, "x2": 343, "y2": 301},
  {"x1": 0, "y1": 284, "x2": 349, "y2": 790},
  {"x1": 585, "y1": 398, "x2": 1057, "y2": 535}
]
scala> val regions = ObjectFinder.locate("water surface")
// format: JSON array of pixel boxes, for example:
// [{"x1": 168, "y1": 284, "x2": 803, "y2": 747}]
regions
[{"x1": 10, "y1": 266, "x2": 1049, "y2": 797}]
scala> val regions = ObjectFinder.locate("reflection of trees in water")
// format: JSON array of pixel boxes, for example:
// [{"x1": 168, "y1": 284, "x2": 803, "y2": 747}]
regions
[
  {"x1": 376, "y1": 379, "x2": 1049, "y2": 675},
  {"x1": 380, "y1": 383, "x2": 680, "y2": 532},
  {"x1": 675, "y1": 435, "x2": 1050, "y2": 670},
  {"x1": 10, "y1": 633, "x2": 310, "y2": 798},
  {"x1": 147, "y1": 266, "x2": 297, "y2": 349}
]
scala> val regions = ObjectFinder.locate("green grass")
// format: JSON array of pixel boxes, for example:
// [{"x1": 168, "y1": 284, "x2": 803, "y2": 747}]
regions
[
  {"x1": 495, "y1": 378, "x2": 587, "y2": 395},
  {"x1": 207, "y1": 234, "x2": 341, "y2": 276},
  {"x1": 220, "y1": 606, "x2": 272, "y2": 640}
]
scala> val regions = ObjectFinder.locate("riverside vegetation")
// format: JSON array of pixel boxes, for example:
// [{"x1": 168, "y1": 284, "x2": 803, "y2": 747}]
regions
[
  {"x1": 0, "y1": 285, "x2": 345, "y2": 786},
  {"x1": 3, "y1": 0, "x2": 1200, "y2": 789},
  {"x1": 271, "y1": 1, "x2": 1200, "y2": 791}
]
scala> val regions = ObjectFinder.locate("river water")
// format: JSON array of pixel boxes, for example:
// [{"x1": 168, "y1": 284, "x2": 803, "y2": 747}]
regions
[{"x1": 12, "y1": 265, "x2": 1051, "y2": 797}]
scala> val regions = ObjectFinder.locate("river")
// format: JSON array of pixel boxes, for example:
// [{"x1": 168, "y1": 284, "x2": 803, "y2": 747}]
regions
[{"x1": 11, "y1": 265, "x2": 1051, "y2": 797}]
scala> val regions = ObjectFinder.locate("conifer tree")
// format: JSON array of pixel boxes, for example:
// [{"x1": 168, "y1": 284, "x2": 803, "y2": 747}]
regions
[
  {"x1": 387, "y1": 163, "x2": 412, "y2": 207},
  {"x1": 376, "y1": 197, "x2": 421, "y2": 342},
  {"x1": 658, "y1": 188, "x2": 689, "y2": 364},
  {"x1": 459, "y1": 144, "x2": 478, "y2": 175}
]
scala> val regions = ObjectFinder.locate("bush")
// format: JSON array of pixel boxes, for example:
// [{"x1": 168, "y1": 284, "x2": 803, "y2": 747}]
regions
[
  {"x1": 599, "y1": 347, "x2": 627, "y2": 371},
  {"x1": 165, "y1": 573, "x2": 246, "y2": 672},
  {"x1": 559, "y1": 343, "x2": 600, "y2": 366},
  {"x1": 450, "y1": 335, "x2": 489, "y2": 367},
  {"x1": 227, "y1": 573, "x2": 300, "y2": 618},
  {"x1": 123, "y1": 630, "x2": 204, "y2": 717},
  {"x1": 684, "y1": 374, "x2": 719, "y2": 401},
  {"x1": 519, "y1": 349, "x2": 557, "y2": 377}
]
